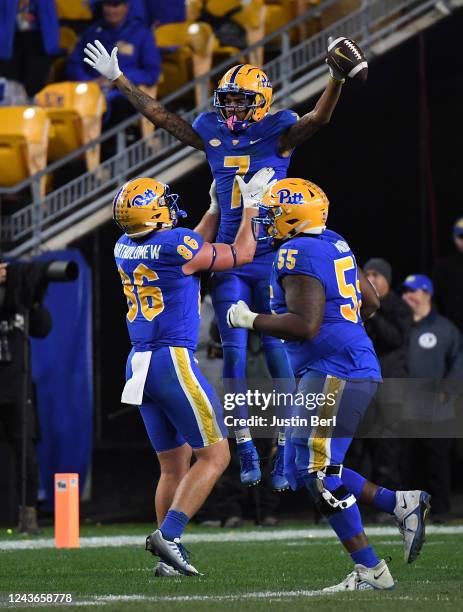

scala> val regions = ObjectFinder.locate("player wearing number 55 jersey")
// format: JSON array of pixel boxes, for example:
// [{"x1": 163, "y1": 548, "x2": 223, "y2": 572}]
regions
[
  {"x1": 113, "y1": 169, "x2": 274, "y2": 577},
  {"x1": 227, "y1": 178, "x2": 431, "y2": 591}
]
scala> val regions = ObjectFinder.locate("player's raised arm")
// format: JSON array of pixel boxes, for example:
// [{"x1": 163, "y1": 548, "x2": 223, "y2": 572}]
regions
[
  {"x1": 83, "y1": 41, "x2": 204, "y2": 150},
  {"x1": 182, "y1": 168, "x2": 275, "y2": 275},
  {"x1": 228, "y1": 275, "x2": 325, "y2": 341},
  {"x1": 278, "y1": 37, "x2": 367, "y2": 155},
  {"x1": 193, "y1": 180, "x2": 220, "y2": 243},
  {"x1": 358, "y1": 268, "x2": 380, "y2": 319}
]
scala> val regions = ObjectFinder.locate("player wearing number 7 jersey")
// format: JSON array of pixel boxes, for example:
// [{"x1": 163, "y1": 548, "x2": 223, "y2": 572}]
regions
[
  {"x1": 82, "y1": 36, "x2": 358, "y2": 487},
  {"x1": 113, "y1": 169, "x2": 274, "y2": 577},
  {"x1": 227, "y1": 178, "x2": 431, "y2": 590}
]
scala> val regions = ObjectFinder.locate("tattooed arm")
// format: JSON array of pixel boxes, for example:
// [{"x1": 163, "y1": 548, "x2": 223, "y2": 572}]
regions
[
  {"x1": 115, "y1": 74, "x2": 204, "y2": 150},
  {"x1": 278, "y1": 78, "x2": 343, "y2": 155}
]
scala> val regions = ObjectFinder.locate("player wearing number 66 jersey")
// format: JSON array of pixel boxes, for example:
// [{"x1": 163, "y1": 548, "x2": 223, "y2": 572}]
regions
[
  {"x1": 113, "y1": 169, "x2": 274, "y2": 577},
  {"x1": 227, "y1": 178, "x2": 431, "y2": 591}
]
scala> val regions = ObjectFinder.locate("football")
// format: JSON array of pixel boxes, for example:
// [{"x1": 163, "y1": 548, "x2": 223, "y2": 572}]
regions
[{"x1": 326, "y1": 37, "x2": 368, "y2": 82}]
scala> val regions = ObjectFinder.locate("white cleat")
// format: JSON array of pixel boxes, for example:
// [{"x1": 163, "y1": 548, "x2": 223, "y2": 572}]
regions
[
  {"x1": 145, "y1": 529, "x2": 201, "y2": 576},
  {"x1": 154, "y1": 561, "x2": 182, "y2": 577},
  {"x1": 394, "y1": 490, "x2": 431, "y2": 563},
  {"x1": 323, "y1": 559, "x2": 395, "y2": 592}
]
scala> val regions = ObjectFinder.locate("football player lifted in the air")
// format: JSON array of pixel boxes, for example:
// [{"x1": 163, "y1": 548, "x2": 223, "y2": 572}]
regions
[
  {"x1": 84, "y1": 36, "x2": 367, "y2": 489},
  {"x1": 113, "y1": 168, "x2": 275, "y2": 577},
  {"x1": 227, "y1": 178, "x2": 431, "y2": 591}
]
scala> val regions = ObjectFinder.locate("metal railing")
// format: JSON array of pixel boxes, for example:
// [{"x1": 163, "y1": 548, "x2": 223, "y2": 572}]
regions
[{"x1": 0, "y1": 0, "x2": 445, "y2": 256}]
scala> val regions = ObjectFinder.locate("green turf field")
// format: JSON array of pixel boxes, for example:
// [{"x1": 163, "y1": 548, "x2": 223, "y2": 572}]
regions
[{"x1": 1, "y1": 524, "x2": 462, "y2": 611}]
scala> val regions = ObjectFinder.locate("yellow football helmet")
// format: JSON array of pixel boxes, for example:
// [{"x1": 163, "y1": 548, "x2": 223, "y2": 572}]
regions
[
  {"x1": 213, "y1": 64, "x2": 272, "y2": 130},
  {"x1": 253, "y1": 178, "x2": 329, "y2": 241},
  {"x1": 113, "y1": 177, "x2": 186, "y2": 238}
]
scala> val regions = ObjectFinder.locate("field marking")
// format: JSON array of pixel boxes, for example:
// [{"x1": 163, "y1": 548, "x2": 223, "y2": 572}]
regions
[{"x1": 1, "y1": 525, "x2": 462, "y2": 551}]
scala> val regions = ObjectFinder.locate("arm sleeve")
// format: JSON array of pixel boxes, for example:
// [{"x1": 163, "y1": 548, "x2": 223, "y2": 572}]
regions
[
  {"x1": 268, "y1": 109, "x2": 299, "y2": 138},
  {"x1": 165, "y1": 229, "x2": 205, "y2": 267},
  {"x1": 126, "y1": 30, "x2": 161, "y2": 85},
  {"x1": 191, "y1": 112, "x2": 208, "y2": 142}
]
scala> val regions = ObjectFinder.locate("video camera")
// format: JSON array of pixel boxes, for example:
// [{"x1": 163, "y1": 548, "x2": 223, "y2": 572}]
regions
[{"x1": 0, "y1": 258, "x2": 78, "y2": 362}]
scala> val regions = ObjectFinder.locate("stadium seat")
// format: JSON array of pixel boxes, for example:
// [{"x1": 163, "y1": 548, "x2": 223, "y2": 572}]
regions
[
  {"x1": 155, "y1": 22, "x2": 215, "y2": 105},
  {"x1": 0, "y1": 106, "x2": 49, "y2": 194},
  {"x1": 205, "y1": 0, "x2": 267, "y2": 66},
  {"x1": 186, "y1": 0, "x2": 203, "y2": 21},
  {"x1": 265, "y1": 0, "x2": 320, "y2": 44},
  {"x1": 35, "y1": 82, "x2": 106, "y2": 172},
  {"x1": 55, "y1": 0, "x2": 93, "y2": 21}
]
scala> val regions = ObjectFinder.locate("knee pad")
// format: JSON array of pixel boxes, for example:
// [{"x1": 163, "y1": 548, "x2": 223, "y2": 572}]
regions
[{"x1": 304, "y1": 465, "x2": 357, "y2": 517}]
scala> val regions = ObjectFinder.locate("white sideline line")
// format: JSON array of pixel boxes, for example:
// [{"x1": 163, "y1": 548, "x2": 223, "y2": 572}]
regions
[{"x1": 1, "y1": 525, "x2": 462, "y2": 551}]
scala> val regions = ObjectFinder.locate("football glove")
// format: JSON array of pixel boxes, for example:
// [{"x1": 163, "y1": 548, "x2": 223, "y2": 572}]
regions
[
  {"x1": 83, "y1": 40, "x2": 122, "y2": 81},
  {"x1": 325, "y1": 37, "x2": 346, "y2": 83},
  {"x1": 208, "y1": 180, "x2": 219, "y2": 215},
  {"x1": 227, "y1": 300, "x2": 258, "y2": 329},
  {"x1": 236, "y1": 167, "x2": 276, "y2": 209}
]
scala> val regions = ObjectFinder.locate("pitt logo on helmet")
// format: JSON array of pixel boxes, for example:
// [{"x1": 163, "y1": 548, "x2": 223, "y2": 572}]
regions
[
  {"x1": 113, "y1": 177, "x2": 186, "y2": 238},
  {"x1": 252, "y1": 178, "x2": 329, "y2": 241},
  {"x1": 213, "y1": 64, "x2": 272, "y2": 132}
]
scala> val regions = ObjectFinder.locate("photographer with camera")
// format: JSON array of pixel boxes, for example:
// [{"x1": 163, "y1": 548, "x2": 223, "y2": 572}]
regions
[{"x1": 0, "y1": 260, "x2": 53, "y2": 534}]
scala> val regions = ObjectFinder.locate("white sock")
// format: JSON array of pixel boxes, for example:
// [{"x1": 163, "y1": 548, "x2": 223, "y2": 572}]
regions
[
  {"x1": 235, "y1": 428, "x2": 252, "y2": 444},
  {"x1": 278, "y1": 431, "x2": 286, "y2": 446}
]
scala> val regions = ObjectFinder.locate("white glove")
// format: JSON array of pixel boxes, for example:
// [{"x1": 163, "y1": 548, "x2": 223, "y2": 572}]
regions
[
  {"x1": 235, "y1": 167, "x2": 276, "y2": 209},
  {"x1": 83, "y1": 40, "x2": 122, "y2": 81},
  {"x1": 227, "y1": 300, "x2": 258, "y2": 329},
  {"x1": 326, "y1": 36, "x2": 346, "y2": 83},
  {"x1": 208, "y1": 179, "x2": 219, "y2": 215}
]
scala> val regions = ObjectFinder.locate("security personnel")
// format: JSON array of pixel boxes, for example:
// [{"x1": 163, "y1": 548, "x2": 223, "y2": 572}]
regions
[
  {"x1": 66, "y1": 0, "x2": 161, "y2": 127},
  {"x1": 401, "y1": 274, "x2": 463, "y2": 522}
]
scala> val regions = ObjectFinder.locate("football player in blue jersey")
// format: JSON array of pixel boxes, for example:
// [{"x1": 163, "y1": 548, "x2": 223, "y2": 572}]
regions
[
  {"x1": 227, "y1": 178, "x2": 431, "y2": 591},
  {"x1": 113, "y1": 168, "x2": 275, "y2": 577},
  {"x1": 84, "y1": 37, "x2": 361, "y2": 488}
]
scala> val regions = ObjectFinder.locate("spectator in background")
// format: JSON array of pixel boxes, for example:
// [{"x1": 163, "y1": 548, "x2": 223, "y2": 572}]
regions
[
  {"x1": 401, "y1": 274, "x2": 463, "y2": 522},
  {"x1": 0, "y1": 0, "x2": 60, "y2": 97},
  {"x1": 91, "y1": 0, "x2": 186, "y2": 27},
  {"x1": 433, "y1": 216, "x2": 463, "y2": 334},
  {"x1": 66, "y1": 0, "x2": 161, "y2": 128},
  {"x1": 358, "y1": 259, "x2": 413, "y2": 494}
]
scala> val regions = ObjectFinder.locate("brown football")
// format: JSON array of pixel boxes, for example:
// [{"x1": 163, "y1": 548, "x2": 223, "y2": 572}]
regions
[{"x1": 326, "y1": 37, "x2": 368, "y2": 82}]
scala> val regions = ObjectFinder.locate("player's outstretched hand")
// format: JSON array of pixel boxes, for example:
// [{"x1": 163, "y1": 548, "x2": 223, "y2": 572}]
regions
[
  {"x1": 227, "y1": 300, "x2": 258, "y2": 329},
  {"x1": 208, "y1": 179, "x2": 219, "y2": 214},
  {"x1": 236, "y1": 167, "x2": 276, "y2": 209},
  {"x1": 84, "y1": 40, "x2": 122, "y2": 81}
]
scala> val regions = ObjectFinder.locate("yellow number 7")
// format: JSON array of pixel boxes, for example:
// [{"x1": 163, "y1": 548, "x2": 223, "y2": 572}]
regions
[{"x1": 224, "y1": 155, "x2": 250, "y2": 209}]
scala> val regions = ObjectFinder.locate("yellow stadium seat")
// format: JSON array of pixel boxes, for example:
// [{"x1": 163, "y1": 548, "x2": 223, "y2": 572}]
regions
[
  {"x1": 206, "y1": 0, "x2": 267, "y2": 66},
  {"x1": 59, "y1": 26, "x2": 79, "y2": 55},
  {"x1": 155, "y1": 22, "x2": 216, "y2": 105},
  {"x1": 55, "y1": 0, "x2": 93, "y2": 21},
  {"x1": 35, "y1": 82, "x2": 106, "y2": 172},
  {"x1": 0, "y1": 106, "x2": 49, "y2": 194},
  {"x1": 265, "y1": 0, "x2": 319, "y2": 44}
]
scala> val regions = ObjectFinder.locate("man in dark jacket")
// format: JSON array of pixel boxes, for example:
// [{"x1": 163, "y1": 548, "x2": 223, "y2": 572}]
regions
[
  {"x1": 401, "y1": 273, "x2": 463, "y2": 521},
  {"x1": 66, "y1": 0, "x2": 161, "y2": 127},
  {"x1": 0, "y1": 0, "x2": 60, "y2": 97},
  {"x1": 433, "y1": 217, "x2": 463, "y2": 334},
  {"x1": 356, "y1": 258, "x2": 413, "y2": 493}
]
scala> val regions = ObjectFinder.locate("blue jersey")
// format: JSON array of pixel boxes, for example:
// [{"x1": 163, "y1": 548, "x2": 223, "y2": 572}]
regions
[
  {"x1": 270, "y1": 230, "x2": 382, "y2": 380},
  {"x1": 114, "y1": 228, "x2": 203, "y2": 351},
  {"x1": 192, "y1": 110, "x2": 298, "y2": 255}
]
